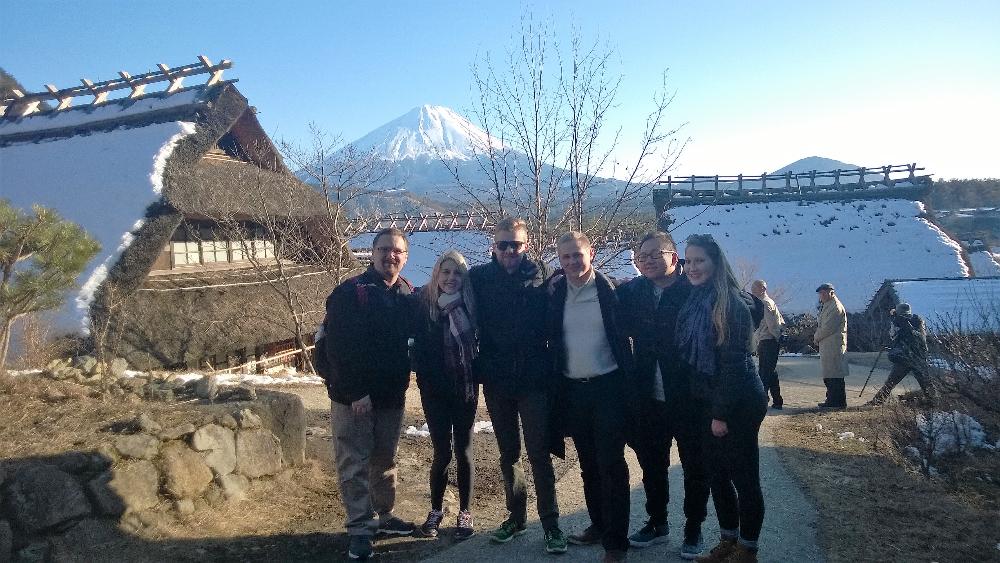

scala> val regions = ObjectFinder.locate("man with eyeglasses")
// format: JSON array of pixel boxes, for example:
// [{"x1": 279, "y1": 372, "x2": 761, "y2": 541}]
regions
[
  {"x1": 468, "y1": 217, "x2": 567, "y2": 554},
  {"x1": 617, "y1": 231, "x2": 710, "y2": 560},
  {"x1": 321, "y1": 227, "x2": 417, "y2": 560}
]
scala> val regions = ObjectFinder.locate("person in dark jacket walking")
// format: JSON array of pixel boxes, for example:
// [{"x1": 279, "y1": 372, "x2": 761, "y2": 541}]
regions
[
  {"x1": 548, "y1": 231, "x2": 634, "y2": 563},
  {"x1": 866, "y1": 303, "x2": 935, "y2": 405},
  {"x1": 678, "y1": 234, "x2": 767, "y2": 563},
  {"x1": 412, "y1": 250, "x2": 479, "y2": 540},
  {"x1": 618, "y1": 231, "x2": 710, "y2": 560},
  {"x1": 468, "y1": 217, "x2": 567, "y2": 553},
  {"x1": 321, "y1": 227, "x2": 417, "y2": 560}
]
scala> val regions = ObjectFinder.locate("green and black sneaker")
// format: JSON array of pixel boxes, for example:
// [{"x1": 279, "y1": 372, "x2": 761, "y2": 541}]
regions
[
  {"x1": 544, "y1": 527, "x2": 569, "y2": 554},
  {"x1": 490, "y1": 518, "x2": 528, "y2": 543}
]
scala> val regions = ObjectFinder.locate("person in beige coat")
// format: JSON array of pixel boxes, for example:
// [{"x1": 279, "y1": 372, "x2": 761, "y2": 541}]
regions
[{"x1": 813, "y1": 283, "x2": 848, "y2": 408}]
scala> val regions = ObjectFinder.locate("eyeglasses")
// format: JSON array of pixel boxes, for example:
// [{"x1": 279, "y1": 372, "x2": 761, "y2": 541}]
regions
[
  {"x1": 495, "y1": 240, "x2": 525, "y2": 252},
  {"x1": 375, "y1": 246, "x2": 408, "y2": 256},
  {"x1": 635, "y1": 250, "x2": 675, "y2": 263}
]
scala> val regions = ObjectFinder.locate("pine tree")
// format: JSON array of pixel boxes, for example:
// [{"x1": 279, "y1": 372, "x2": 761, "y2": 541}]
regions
[{"x1": 0, "y1": 199, "x2": 100, "y2": 374}]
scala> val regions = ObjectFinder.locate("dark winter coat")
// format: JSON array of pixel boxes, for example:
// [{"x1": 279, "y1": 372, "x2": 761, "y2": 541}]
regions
[
  {"x1": 468, "y1": 255, "x2": 554, "y2": 396},
  {"x1": 683, "y1": 287, "x2": 766, "y2": 422},
  {"x1": 320, "y1": 266, "x2": 416, "y2": 409},
  {"x1": 888, "y1": 313, "x2": 928, "y2": 369},
  {"x1": 617, "y1": 273, "x2": 695, "y2": 404},
  {"x1": 411, "y1": 294, "x2": 478, "y2": 402}
]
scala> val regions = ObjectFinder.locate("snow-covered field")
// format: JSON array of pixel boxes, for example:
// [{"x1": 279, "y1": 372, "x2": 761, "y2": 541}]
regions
[
  {"x1": 667, "y1": 199, "x2": 968, "y2": 312},
  {"x1": 969, "y1": 250, "x2": 1000, "y2": 276}
]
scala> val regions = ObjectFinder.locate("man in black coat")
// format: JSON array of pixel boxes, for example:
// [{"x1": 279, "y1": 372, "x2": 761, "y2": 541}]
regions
[
  {"x1": 617, "y1": 231, "x2": 710, "y2": 560},
  {"x1": 548, "y1": 231, "x2": 635, "y2": 563},
  {"x1": 321, "y1": 227, "x2": 417, "y2": 560},
  {"x1": 468, "y1": 217, "x2": 566, "y2": 553},
  {"x1": 867, "y1": 302, "x2": 935, "y2": 405}
]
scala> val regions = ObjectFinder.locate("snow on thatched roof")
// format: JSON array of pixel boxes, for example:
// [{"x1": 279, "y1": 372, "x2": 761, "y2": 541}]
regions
[{"x1": 868, "y1": 277, "x2": 1000, "y2": 332}]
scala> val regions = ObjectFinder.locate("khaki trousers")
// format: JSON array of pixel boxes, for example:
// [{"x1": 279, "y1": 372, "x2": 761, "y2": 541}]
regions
[{"x1": 330, "y1": 402, "x2": 404, "y2": 535}]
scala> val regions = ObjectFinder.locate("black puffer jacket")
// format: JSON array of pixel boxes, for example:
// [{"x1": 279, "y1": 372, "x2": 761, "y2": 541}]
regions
[
  {"x1": 468, "y1": 255, "x2": 553, "y2": 395},
  {"x1": 888, "y1": 313, "x2": 928, "y2": 369},
  {"x1": 321, "y1": 267, "x2": 416, "y2": 409}
]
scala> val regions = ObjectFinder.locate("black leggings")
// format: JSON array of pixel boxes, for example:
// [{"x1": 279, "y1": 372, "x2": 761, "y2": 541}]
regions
[
  {"x1": 704, "y1": 397, "x2": 767, "y2": 542},
  {"x1": 421, "y1": 388, "x2": 478, "y2": 511}
]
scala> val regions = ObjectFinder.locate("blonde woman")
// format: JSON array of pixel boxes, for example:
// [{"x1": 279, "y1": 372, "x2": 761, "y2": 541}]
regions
[
  {"x1": 412, "y1": 250, "x2": 479, "y2": 540},
  {"x1": 676, "y1": 234, "x2": 767, "y2": 563}
]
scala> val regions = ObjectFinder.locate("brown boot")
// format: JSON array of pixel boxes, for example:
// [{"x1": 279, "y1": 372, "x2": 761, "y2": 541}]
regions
[
  {"x1": 695, "y1": 538, "x2": 736, "y2": 562},
  {"x1": 723, "y1": 543, "x2": 758, "y2": 563}
]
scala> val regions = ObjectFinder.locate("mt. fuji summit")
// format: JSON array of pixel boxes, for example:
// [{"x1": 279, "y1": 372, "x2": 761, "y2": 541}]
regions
[{"x1": 350, "y1": 104, "x2": 500, "y2": 162}]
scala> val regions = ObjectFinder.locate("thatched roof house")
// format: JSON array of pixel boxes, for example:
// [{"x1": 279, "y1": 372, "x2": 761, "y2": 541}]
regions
[
  {"x1": 865, "y1": 277, "x2": 1000, "y2": 334},
  {"x1": 0, "y1": 58, "x2": 355, "y2": 369}
]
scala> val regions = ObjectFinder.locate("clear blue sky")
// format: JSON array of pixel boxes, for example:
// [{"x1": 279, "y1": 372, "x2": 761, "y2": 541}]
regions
[{"x1": 3, "y1": 0, "x2": 998, "y2": 179}]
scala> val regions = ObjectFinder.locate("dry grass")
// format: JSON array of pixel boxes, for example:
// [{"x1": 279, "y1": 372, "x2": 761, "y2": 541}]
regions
[{"x1": 771, "y1": 406, "x2": 1000, "y2": 563}]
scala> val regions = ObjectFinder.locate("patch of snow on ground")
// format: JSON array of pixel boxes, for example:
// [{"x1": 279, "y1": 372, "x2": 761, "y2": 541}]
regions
[
  {"x1": 893, "y1": 278, "x2": 1000, "y2": 333},
  {"x1": 405, "y1": 423, "x2": 431, "y2": 437},
  {"x1": 473, "y1": 420, "x2": 494, "y2": 434},
  {"x1": 666, "y1": 199, "x2": 967, "y2": 312},
  {"x1": 0, "y1": 120, "x2": 199, "y2": 332},
  {"x1": 916, "y1": 411, "x2": 989, "y2": 456},
  {"x1": 171, "y1": 371, "x2": 324, "y2": 386}
]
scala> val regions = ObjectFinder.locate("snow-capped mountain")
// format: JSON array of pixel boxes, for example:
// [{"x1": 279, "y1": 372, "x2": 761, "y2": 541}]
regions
[{"x1": 350, "y1": 105, "x2": 500, "y2": 162}]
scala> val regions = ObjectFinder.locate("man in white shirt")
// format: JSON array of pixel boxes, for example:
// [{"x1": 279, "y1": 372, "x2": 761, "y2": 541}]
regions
[{"x1": 548, "y1": 231, "x2": 634, "y2": 563}]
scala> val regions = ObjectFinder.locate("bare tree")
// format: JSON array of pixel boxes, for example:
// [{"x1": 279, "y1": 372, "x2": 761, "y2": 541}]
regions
[{"x1": 443, "y1": 13, "x2": 687, "y2": 263}]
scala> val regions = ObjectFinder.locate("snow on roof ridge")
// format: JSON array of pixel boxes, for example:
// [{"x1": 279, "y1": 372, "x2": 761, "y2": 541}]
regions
[{"x1": 0, "y1": 85, "x2": 210, "y2": 138}]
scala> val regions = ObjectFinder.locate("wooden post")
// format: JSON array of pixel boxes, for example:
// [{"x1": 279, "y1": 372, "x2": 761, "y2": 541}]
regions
[
  {"x1": 858, "y1": 167, "x2": 867, "y2": 189},
  {"x1": 784, "y1": 171, "x2": 792, "y2": 192},
  {"x1": 760, "y1": 173, "x2": 767, "y2": 192},
  {"x1": 810, "y1": 170, "x2": 816, "y2": 191},
  {"x1": 666, "y1": 176, "x2": 673, "y2": 201},
  {"x1": 690, "y1": 176, "x2": 696, "y2": 198},
  {"x1": 737, "y1": 174, "x2": 744, "y2": 196},
  {"x1": 118, "y1": 71, "x2": 147, "y2": 99},
  {"x1": 46, "y1": 84, "x2": 73, "y2": 110},
  {"x1": 908, "y1": 163, "x2": 917, "y2": 180},
  {"x1": 834, "y1": 169, "x2": 842, "y2": 190},
  {"x1": 714, "y1": 175, "x2": 720, "y2": 198},
  {"x1": 157, "y1": 63, "x2": 185, "y2": 93},
  {"x1": 80, "y1": 78, "x2": 109, "y2": 105}
]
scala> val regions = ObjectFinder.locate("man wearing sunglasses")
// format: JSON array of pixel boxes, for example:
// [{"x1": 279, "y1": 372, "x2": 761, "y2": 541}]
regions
[
  {"x1": 617, "y1": 231, "x2": 709, "y2": 560},
  {"x1": 468, "y1": 217, "x2": 567, "y2": 554}
]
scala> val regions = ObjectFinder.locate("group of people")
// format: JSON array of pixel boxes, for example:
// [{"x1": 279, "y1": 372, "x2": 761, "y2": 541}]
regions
[{"x1": 317, "y1": 218, "x2": 803, "y2": 562}]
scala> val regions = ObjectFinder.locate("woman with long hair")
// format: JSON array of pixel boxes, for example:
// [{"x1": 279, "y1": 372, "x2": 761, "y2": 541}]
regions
[
  {"x1": 675, "y1": 234, "x2": 768, "y2": 563},
  {"x1": 412, "y1": 249, "x2": 479, "y2": 540}
]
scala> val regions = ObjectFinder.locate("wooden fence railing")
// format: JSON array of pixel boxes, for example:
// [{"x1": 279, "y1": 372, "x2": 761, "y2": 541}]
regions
[
  {"x1": 655, "y1": 163, "x2": 929, "y2": 201},
  {"x1": 1, "y1": 55, "x2": 232, "y2": 119},
  {"x1": 345, "y1": 211, "x2": 494, "y2": 236}
]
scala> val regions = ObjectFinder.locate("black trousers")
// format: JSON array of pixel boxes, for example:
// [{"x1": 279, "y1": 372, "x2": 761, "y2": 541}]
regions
[
  {"x1": 822, "y1": 378, "x2": 847, "y2": 407},
  {"x1": 421, "y1": 387, "x2": 478, "y2": 511},
  {"x1": 704, "y1": 394, "x2": 767, "y2": 542},
  {"x1": 565, "y1": 372, "x2": 630, "y2": 552},
  {"x1": 483, "y1": 386, "x2": 559, "y2": 531},
  {"x1": 873, "y1": 361, "x2": 934, "y2": 403},
  {"x1": 757, "y1": 339, "x2": 782, "y2": 405},
  {"x1": 631, "y1": 396, "x2": 710, "y2": 535}
]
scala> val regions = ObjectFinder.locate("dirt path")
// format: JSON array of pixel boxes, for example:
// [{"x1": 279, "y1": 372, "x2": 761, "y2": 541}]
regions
[{"x1": 420, "y1": 355, "x2": 889, "y2": 563}]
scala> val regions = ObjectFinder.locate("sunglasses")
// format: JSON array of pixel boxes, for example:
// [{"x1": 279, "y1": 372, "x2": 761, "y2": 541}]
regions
[{"x1": 495, "y1": 240, "x2": 525, "y2": 252}]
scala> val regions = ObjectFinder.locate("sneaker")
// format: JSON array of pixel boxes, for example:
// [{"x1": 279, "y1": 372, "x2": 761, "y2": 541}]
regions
[
  {"x1": 490, "y1": 518, "x2": 527, "y2": 543},
  {"x1": 420, "y1": 510, "x2": 444, "y2": 538},
  {"x1": 454, "y1": 509, "x2": 475, "y2": 541},
  {"x1": 568, "y1": 524, "x2": 603, "y2": 545},
  {"x1": 544, "y1": 527, "x2": 569, "y2": 554},
  {"x1": 347, "y1": 535, "x2": 373, "y2": 560},
  {"x1": 629, "y1": 521, "x2": 669, "y2": 548},
  {"x1": 602, "y1": 549, "x2": 628, "y2": 562},
  {"x1": 694, "y1": 538, "x2": 736, "y2": 562},
  {"x1": 680, "y1": 532, "x2": 704, "y2": 559},
  {"x1": 377, "y1": 516, "x2": 415, "y2": 536}
]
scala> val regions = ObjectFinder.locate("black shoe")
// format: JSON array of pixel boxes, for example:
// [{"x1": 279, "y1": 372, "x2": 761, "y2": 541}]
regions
[
  {"x1": 629, "y1": 520, "x2": 668, "y2": 547},
  {"x1": 771, "y1": 402, "x2": 783, "y2": 410},
  {"x1": 420, "y1": 510, "x2": 444, "y2": 538},
  {"x1": 568, "y1": 524, "x2": 603, "y2": 545},
  {"x1": 454, "y1": 509, "x2": 475, "y2": 541},
  {"x1": 377, "y1": 516, "x2": 416, "y2": 536},
  {"x1": 348, "y1": 535, "x2": 373, "y2": 560},
  {"x1": 817, "y1": 402, "x2": 846, "y2": 410}
]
